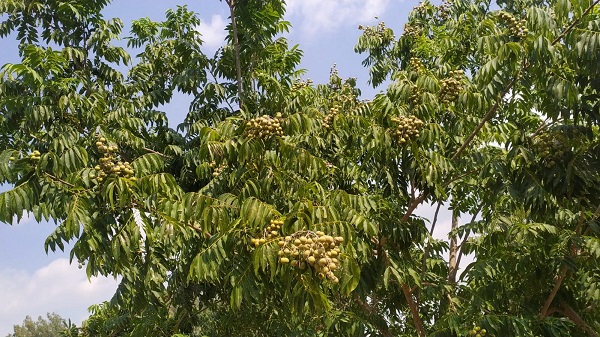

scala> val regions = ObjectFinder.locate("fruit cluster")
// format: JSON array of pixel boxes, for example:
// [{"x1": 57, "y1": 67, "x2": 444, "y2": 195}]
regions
[
  {"x1": 94, "y1": 137, "x2": 135, "y2": 183},
  {"x1": 292, "y1": 79, "x2": 313, "y2": 91},
  {"x1": 439, "y1": 70, "x2": 464, "y2": 104},
  {"x1": 358, "y1": 21, "x2": 391, "y2": 40},
  {"x1": 250, "y1": 219, "x2": 285, "y2": 246},
  {"x1": 245, "y1": 113, "x2": 284, "y2": 139},
  {"x1": 323, "y1": 105, "x2": 340, "y2": 130},
  {"x1": 28, "y1": 150, "x2": 41, "y2": 161},
  {"x1": 436, "y1": 0, "x2": 452, "y2": 21},
  {"x1": 499, "y1": 11, "x2": 528, "y2": 39},
  {"x1": 534, "y1": 131, "x2": 571, "y2": 168},
  {"x1": 469, "y1": 326, "x2": 487, "y2": 337},
  {"x1": 391, "y1": 115, "x2": 424, "y2": 144},
  {"x1": 408, "y1": 57, "x2": 425, "y2": 73},
  {"x1": 413, "y1": 2, "x2": 429, "y2": 17},
  {"x1": 208, "y1": 161, "x2": 227, "y2": 178},
  {"x1": 410, "y1": 86, "x2": 422, "y2": 106},
  {"x1": 403, "y1": 23, "x2": 422, "y2": 38},
  {"x1": 277, "y1": 230, "x2": 343, "y2": 284}
]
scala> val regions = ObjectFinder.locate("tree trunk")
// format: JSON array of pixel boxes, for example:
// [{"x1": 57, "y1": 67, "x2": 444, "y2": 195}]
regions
[{"x1": 448, "y1": 209, "x2": 459, "y2": 284}]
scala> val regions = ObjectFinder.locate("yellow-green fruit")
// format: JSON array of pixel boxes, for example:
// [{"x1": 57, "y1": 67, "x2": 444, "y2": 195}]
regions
[
  {"x1": 307, "y1": 256, "x2": 316, "y2": 264},
  {"x1": 280, "y1": 257, "x2": 290, "y2": 263},
  {"x1": 9, "y1": 157, "x2": 15, "y2": 161},
  {"x1": 258, "y1": 238, "x2": 266, "y2": 244}
]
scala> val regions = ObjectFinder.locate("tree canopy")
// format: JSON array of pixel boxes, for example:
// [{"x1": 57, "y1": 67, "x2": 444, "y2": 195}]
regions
[
  {"x1": 1, "y1": 0, "x2": 599, "y2": 336},
  {"x1": 6, "y1": 313, "x2": 66, "y2": 337}
]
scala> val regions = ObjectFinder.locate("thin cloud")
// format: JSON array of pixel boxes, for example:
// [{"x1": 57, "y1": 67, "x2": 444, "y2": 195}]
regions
[
  {"x1": 196, "y1": 14, "x2": 228, "y2": 53},
  {"x1": 0, "y1": 259, "x2": 118, "y2": 336},
  {"x1": 286, "y1": 0, "x2": 391, "y2": 36}
]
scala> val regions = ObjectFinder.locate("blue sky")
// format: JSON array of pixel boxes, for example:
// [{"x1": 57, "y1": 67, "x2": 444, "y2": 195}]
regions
[{"x1": 0, "y1": 0, "x2": 454, "y2": 333}]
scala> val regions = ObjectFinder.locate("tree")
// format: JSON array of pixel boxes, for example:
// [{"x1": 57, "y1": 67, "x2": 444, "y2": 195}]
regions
[
  {"x1": 6, "y1": 313, "x2": 66, "y2": 337},
  {"x1": 1, "y1": 0, "x2": 599, "y2": 336}
]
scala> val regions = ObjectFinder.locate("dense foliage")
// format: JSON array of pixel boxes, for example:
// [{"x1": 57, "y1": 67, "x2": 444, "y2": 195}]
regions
[
  {"x1": 1, "y1": 0, "x2": 599, "y2": 336},
  {"x1": 6, "y1": 313, "x2": 68, "y2": 337}
]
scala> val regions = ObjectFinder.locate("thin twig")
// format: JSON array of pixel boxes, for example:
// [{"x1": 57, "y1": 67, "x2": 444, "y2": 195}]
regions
[
  {"x1": 143, "y1": 147, "x2": 169, "y2": 158},
  {"x1": 551, "y1": 0, "x2": 600, "y2": 45},
  {"x1": 44, "y1": 172, "x2": 76, "y2": 188}
]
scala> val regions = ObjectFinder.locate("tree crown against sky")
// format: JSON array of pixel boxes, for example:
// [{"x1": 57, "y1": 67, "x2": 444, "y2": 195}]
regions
[
  {"x1": 0, "y1": 0, "x2": 600, "y2": 336},
  {"x1": 5, "y1": 313, "x2": 65, "y2": 337}
]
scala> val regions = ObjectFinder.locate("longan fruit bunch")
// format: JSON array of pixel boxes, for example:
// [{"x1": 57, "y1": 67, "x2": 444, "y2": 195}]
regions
[
  {"x1": 245, "y1": 113, "x2": 284, "y2": 139},
  {"x1": 358, "y1": 21, "x2": 389, "y2": 39},
  {"x1": 436, "y1": 0, "x2": 452, "y2": 21},
  {"x1": 28, "y1": 150, "x2": 41, "y2": 161},
  {"x1": 391, "y1": 115, "x2": 424, "y2": 144},
  {"x1": 439, "y1": 70, "x2": 464, "y2": 104},
  {"x1": 93, "y1": 136, "x2": 135, "y2": 183},
  {"x1": 409, "y1": 85, "x2": 422, "y2": 106},
  {"x1": 208, "y1": 161, "x2": 227, "y2": 178},
  {"x1": 469, "y1": 326, "x2": 487, "y2": 337},
  {"x1": 292, "y1": 79, "x2": 313, "y2": 91},
  {"x1": 323, "y1": 105, "x2": 340, "y2": 130},
  {"x1": 408, "y1": 57, "x2": 425, "y2": 73},
  {"x1": 534, "y1": 130, "x2": 571, "y2": 168},
  {"x1": 250, "y1": 219, "x2": 285, "y2": 246},
  {"x1": 499, "y1": 11, "x2": 528, "y2": 39},
  {"x1": 277, "y1": 230, "x2": 344, "y2": 284},
  {"x1": 403, "y1": 23, "x2": 422, "y2": 38}
]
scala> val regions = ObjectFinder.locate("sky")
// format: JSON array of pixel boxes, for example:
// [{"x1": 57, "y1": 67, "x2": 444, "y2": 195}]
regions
[{"x1": 0, "y1": 0, "x2": 468, "y2": 334}]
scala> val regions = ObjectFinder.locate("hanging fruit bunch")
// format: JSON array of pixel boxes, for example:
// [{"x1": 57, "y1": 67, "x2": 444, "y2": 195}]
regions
[
  {"x1": 28, "y1": 150, "x2": 41, "y2": 161},
  {"x1": 439, "y1": 70, "x2": 464, "y2": 104},
  {"x1": 323, "y1": 105, "x2": 340, "y2": 130},
  {"x1": 469, "y1": 326, "x2": 487, "y2": 337},
  {"x1": 250, "y1": 219, "x2": 285, "y2": 246},
  {"x1": 277, "y1": 230, "x2": 344, "y2": 284},
  {"x1": 403, "y1": 23, "x2": 422, "y2": 38},
  {"x1": 93, "y1": 136, "x2": 135, "y2": 183},
  {"x1": 391, "y1": 115, "x2": 424, "y2": 145},
  {"x1": 498, "y1": 11, "x2": 528, "y2": 39},
  {"x1": 534, "y1": 129, "x2": 572, "y2": 168},
  {"x1": 208, "y1": 161, "x2": 227, "y2": 178},
  {"x1": 245, "y1": 113, "x2": 284, "y2": 139},
  {"x1": 291, "y1": 79, "x2": 313, "y2": 91},
  {"x1": 408, "y1": 57, "x2": 425, "y2": 73},
  {"x1": 409, "y1": 85, "x2": 422, "y2": 106}
]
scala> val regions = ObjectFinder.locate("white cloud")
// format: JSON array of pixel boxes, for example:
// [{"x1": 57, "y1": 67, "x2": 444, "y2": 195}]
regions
[
  {"x1": 0, "y1": 259, "x2": 118, "y2": 336},
  {"x1": 196, "y1": 14, "x2": 228, "y2": 53},
  {"x1": 286, "y1": 0, "x2": 391, "y2": 36}
]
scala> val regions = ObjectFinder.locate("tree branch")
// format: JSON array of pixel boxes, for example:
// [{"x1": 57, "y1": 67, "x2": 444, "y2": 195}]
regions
[
  {"x1": 551, "y1": 0, "x2": 600, "y2": 45},
  {"x1": 402, "y1": 284, "x2": 427, "y2": 337},
  {"x1": 540, "y1": 265, "x2": 568, "y2": 317},
  {"x1": 556, "y1": 301, "x2": 600, "y2": 337}
]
